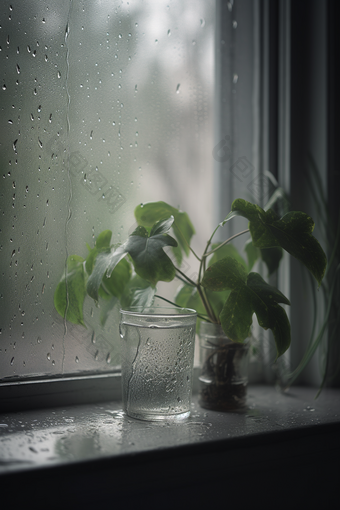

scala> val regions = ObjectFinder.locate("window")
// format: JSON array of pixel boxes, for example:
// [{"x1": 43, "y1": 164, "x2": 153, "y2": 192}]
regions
[
  {"x1": 1, "y1": 0, "x2": 338, "y2": 410},
  {"x1": 0, "y1": 0, "x2": 215, "y2": 402}
]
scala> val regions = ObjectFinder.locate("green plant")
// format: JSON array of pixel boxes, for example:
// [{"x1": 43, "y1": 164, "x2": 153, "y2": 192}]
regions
[{"x1": 54, "y1": 198, "x2": 327, "y2": 361}]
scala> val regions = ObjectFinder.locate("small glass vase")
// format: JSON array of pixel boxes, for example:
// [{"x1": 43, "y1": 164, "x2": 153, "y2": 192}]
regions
[
  {"x1": 119, "y1": 306, "x2": 197, "y2": 421},
  {"x1": 198, "y1": 322, "x2": 249, "y2": 411}
]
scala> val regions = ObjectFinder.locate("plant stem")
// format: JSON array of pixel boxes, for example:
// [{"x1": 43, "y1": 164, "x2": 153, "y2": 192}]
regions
[
  {"x1": 173, "y1": 223, "x2": 201, "y2": 262},
  {"x1": 198, "y1": 285, "x2": 218, "y2": 323},
  {"x1": 175, "y1": 273, "x2": 195, "y2": 287},
  {"x1": 154, "y1": 294, "x2": 211, "y2": 322},
  {"x1": 203, "y1": 229, "x2": 250, "y2": 258},
  {"x1": 175, "y1": 267, "x2": 197, "y2": 287}
]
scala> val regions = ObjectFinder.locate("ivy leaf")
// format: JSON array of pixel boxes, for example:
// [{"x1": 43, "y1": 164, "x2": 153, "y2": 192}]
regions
[
  {"x1": 54, "y1": 255, "x2": 87, "y2": 326},
  {"x1": 174, "y1": 283, "x2": 210, "y2": 332},
  {"x1": 175, "y1": 283, "x2": 231, "y2": 324},
  {"x1": 86, "y1": 244, "x2": 128, "y2": 301},
  {"x1": 202, "y1": 257, "x2": 291, "y2": 359},
  {"x1": 120, "y1": 275, "x2": 156, "y2": 309},
  {"x1": 175, "y1": 284, "x2": 205, "y2": 314},
  {"x1": 201, "y1": 256, "x2": 248, "y2": 291},
  {"x1": 102, "y1": 258, "x2": 132, "y2": 298},
  {"x1": 244, "y1": 238, "x2": 283, "y2": 275},
  {"x1": 99, "y1": 295, "x2": 119, "y2": 326},
  {"x1": 87, "y1": 218, "x2": 177, "y2": 300},
  {"x1": 85, "y1": 230, "x2": 112, "y2": 274},
  {"x1": 231, "y1": 198, "x2": 327, "y2": 286},
  {"x1": 244, "y1": 238, "x2": 260, "y2": 271},
  {"x1": 125, "y1": 220, "x2": 177, "y2": 285},
  {"x1": 85, "y1": 230, "x2": 131, "y2": 302},
  {"x1": 209, "y1": 243, "x2": 247, "y2": 270},
  {"x1": 260, "y1": 246, "x2": 283, "y2": 275},
  {"x1": 134, "y1": 201, "x2": 195, "y2": 265}
]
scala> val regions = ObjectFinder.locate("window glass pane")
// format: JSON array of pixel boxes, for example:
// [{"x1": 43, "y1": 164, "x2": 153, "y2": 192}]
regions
[{"x1": 0, "y1": 0, "x2": 214, "y2": 380}]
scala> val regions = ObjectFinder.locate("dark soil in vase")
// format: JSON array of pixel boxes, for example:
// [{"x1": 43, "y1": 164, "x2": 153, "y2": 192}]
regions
[{"x1": 198, "y1": 343, "x2": 248, "y2": 411}]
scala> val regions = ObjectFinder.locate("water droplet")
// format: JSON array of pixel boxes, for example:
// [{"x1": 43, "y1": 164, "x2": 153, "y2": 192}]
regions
[
  {"x1": 49, "y1": 113, "x2": 52, "y2": 123},
  {"x1": 42, "y1": 18, "x2": 46, "y2": 24},
  {"x1": 2, "y1": 84, "x2": 6, "y2": 90},
  {"x1": 94, "y1": 350, "x2": 99, "y2": 361},
  {"x1": 75, "y1": 356, "x2": 79, "y2": 363},
  {"x1": 16, "y1": 64, "x2": 20, "y2": 74},
  {"x1": 167, "y1": 29, "x2": 171, "y2": 36},
  {"x1": 118, "y1": 33, "x2": 122, "y2": 39},
  {"x1": 38, "y1": 139, "x2": 43, "y2": 149},
  {"x1": 135, "y1": 84, "x2": 138, "y2": 92},
  {"x1": 12, "y1": 139, "x2": 18, "y2": 153},
  {"x1": 176, "y1": 83, "x2": 180, "y2": 93},
  {"x1": 233, "y1": 20, "x2": 238, "y2": 29},
  {"x1": 37, "y1": 336, "x2": 42, "y2": 344},
  {"x1": 57, "y1": 71, "x2": 61, "y2": 79},
  {"x1": 8, "y1": 119, "x2": 13, "y2": 124},
  {"x1": 233, "y1": 73, "x2": 238, "y2": 84},
  {"x1": 47, "y1": 352, "x2": 51, "y2": 360},
  {"x1": 200, "y1": 18, "x2": 205, "y2": 27},
  {"x1": 106, "y1": 353, "x2": 111, "y2": 364},
  {"x1": 228, "y1": 1, "x2": 233, "y2": 12},
  {"x1": 304, "y1": 406, "x2": 315, "y2": 412}
]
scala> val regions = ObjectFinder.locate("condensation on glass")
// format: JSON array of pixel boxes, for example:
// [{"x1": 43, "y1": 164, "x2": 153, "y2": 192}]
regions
[{"x1": 0, "y1": 1, "x2": 214, "y2": 380}]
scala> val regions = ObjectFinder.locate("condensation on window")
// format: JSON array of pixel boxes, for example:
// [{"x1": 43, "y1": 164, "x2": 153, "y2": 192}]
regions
[{"x1": 0, "y1": 0, "x2": 214, "y2": 380}]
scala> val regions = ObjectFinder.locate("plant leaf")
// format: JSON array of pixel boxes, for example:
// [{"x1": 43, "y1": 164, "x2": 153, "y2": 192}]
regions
[
  {"x1": 102, "y1": 257, "x2": 132, "y2": 298},
  {"x1": 244, "y1": 238, "x2": 260, "y2": 271},
  {"x1": 219, "y1": 209, "x2": 245, "y2": 227},
  {"x1": 260, "y1": 246, "x2": 284, "y2": 275},
  {"x1": 175, "y1": 283, "x2": 205, "y2": 314},
  {"x1": 244, "y1": 238, "x2": 283, "y2": 275},
  {"x1": 231, "y1": 198, "x2": 327, "y2": 286},
  {"x1": 134, "y1": 201, "x2": 195, "y2": 265},
  {"x1": 85, "y1": 230, "x2": 112, "y2": 274},
  {"x1": 120, "y1": 275, "x2": 156, "y2": 309},
  {"x1": 54, "y1": 255, "x2": 87, "y2": 326},
  {"x1": 99, "y1": 295, "x2": 119, "y2": 326},
  {"x1": 219, "y1": 286, "x2": 254, "y2": 343},
  {"x1": 87, "y1": 221, "x2": 177, "y2": 300},
  {"x1": 202, "y1": 257, "x2": 291, "y2": 358},
  {"x1": 208, "y1": 242, "x2": 247, "y2": 270},
  {"x1": 87, "y1": 244, "x2": 128, "y2": 301},
  {"x1": 125, "y1": 226, "x2": 177, "y2": 285},
  {"x1": 201, "y1": 257, "x2": 248, "y2": 291}
]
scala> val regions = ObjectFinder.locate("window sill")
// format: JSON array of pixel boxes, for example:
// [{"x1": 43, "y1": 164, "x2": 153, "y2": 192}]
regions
[{"x1": 1, "y1": 385, "x2": 339, "y2": 506}]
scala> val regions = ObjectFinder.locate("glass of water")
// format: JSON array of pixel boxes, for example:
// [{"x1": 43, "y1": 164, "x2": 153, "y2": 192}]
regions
[{"x1": 119, "y1": 307, "x2": 197, "y2": 421}]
